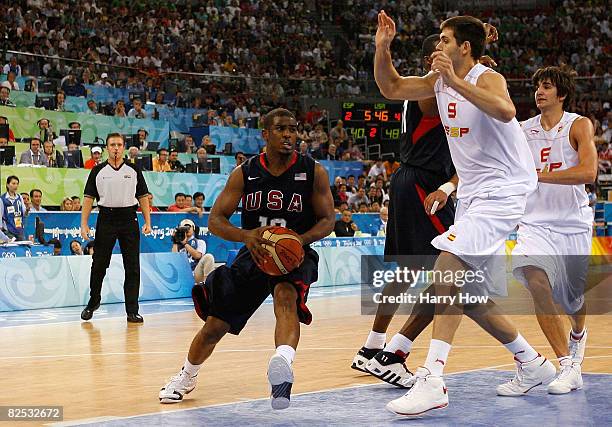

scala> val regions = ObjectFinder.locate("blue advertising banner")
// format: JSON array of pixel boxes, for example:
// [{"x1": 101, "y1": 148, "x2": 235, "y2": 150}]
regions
[{"x1": 209, "y1": 126, "x2": 265, "y2": 154}]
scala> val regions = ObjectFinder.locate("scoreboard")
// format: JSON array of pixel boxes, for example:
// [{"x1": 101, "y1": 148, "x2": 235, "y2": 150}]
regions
[{"x1": 340, "y1": 102, "x2": 403, "y2": 146}]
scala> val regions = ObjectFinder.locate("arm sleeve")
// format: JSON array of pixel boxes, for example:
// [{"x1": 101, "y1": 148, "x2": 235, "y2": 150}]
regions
[
  {"x1": 83, "y1": 168, "x2": 100, "y2": 200},
  {"x1": 135, "y1": 168, "x2": 150, "y2": 198}
]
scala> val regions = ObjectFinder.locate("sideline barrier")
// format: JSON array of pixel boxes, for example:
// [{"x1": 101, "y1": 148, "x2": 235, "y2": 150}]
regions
[{"x1": 0, "y1": 237, "x2": 385, "y2": 312}]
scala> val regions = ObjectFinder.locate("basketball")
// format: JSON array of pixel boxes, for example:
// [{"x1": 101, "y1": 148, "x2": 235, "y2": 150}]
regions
[{"x1": 258, "y1": 226, "x2": 305, "y2": 276}]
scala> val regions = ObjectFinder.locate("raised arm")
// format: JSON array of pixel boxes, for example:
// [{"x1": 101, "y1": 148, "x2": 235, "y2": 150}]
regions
[
  {"x1": 374, "y1": 10, "x2": 437, "y2": 100},
  {"x1": 299, "y1": 163, "x2": 335, "y2": 245},
  {"x1": 538, "y1": 117, "x2": 597, "y2": 185}
]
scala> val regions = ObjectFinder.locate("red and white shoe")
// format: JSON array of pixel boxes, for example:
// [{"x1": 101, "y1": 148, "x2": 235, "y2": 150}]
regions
[
  {"x1": 386, "y1": 367, "x2": 448, "y2": 416},
  {"x1": 497, "y1": 354, "x2": 556, "y2": 396}
]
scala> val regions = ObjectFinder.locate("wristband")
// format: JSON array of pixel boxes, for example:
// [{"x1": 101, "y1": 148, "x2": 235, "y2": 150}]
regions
[{"x1": 438, "y1": 182, "x2": 457, "y2": 196}]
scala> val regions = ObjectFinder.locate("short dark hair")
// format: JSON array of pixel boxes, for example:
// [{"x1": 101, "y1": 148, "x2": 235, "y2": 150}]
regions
[
  {"x1": 30, "y1": 137, "x2": 42, "y2": 145},
  {"x1": 6, "y1": 175, "x2": 18, "y2": 185},
  {"x1": 174, "y1": 192, "x2": 185, "y2": 200},
  {"x1": 48, "y1": 238, "x2": 62, "y2": 249},
  {"x1": 71, "y1": 196, "x2": 80, "y2": 201},
  {"x1": 235, "y1": 151, "x2": 245, "y2": 159},
  {"x1": 20, "y1": 192, "x2": 28, "y2": 197},
  {"x1": 30, "y1": 189, "x2": 42, "y2": 197},
  {"x1": 193, "y1": 191, "x2": 205, "y2": 200},
  {"x1": 440, "y1": 16, "x2": 486, "y2": 60},
  {"x1": 263, "y1": 108, "x2": 296, "y2": 130},
  {"x1": 106, "y1": 132, "x2": 125, "y2": 145},
  {"x1": 532, "y1": 66, "x2": 576, "y2": 110},
  {"x1": 157, "y1": 148, "x2": 169, "y2": 155},
  {"x1": 422, "y1": 34, "x2": 439, "y2": 58}
]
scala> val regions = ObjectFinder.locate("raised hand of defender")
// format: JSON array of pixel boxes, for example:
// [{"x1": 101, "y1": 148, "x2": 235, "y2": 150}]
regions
[
  {"x1": 430, "y1": 51, "x2": 457, "y2": 85},
  {"x1": 242, "y1": 226, "x2": 273, "y2": 268},
  {"x1": 375, "y1": 10, "x2": 396, "y2": 50},
  {"x1": 484, "y1": 23, "x2": 499, "y2": 44},
  {"x1": 424, "y1": 190, "x2": 449, "y2": 216}
]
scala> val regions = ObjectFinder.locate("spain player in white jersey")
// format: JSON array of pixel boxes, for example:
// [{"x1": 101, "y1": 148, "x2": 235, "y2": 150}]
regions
[
  {"x1": 374, "y1": 12, "x2": 556, "y2": 415},
  {"x1": 509, "y1": 66, "x2": 597, "y2": 395}
]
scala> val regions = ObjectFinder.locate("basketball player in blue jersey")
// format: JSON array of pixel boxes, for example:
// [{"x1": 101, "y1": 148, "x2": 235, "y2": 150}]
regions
[
  {"x1": 159, "y1": 108, "x2": 335, "y2": 409},
  {"x1": 375, "y1": 12, "x2": 556, "y2": 415}
]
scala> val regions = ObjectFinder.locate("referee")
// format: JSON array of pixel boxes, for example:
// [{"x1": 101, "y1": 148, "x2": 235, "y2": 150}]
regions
[{"x1": 80, "y1": 133, "x2": 151, "y2": 323}]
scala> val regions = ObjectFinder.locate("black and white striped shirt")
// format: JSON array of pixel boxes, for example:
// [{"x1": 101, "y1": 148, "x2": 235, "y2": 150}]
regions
[{"x1": 84, "y1": 161, "x2": 149, "y2": 207}]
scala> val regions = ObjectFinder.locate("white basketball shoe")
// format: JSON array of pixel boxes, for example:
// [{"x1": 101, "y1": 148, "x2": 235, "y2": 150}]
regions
[
  {"x1": 386, "y1": 367, "x2": 448, "y2": 416},
  {"x1": 267, "y1": 354, "x2": 294, "y2": 410},
  {"x1": 496, "y1": 354, "x2": 556, "y2": 396},
  {"x1": 159, "y1": 368, "x2": 198, "y2": 403},
  {"x1": 548, "y1": 358, "x2": 583, "y2": 394},
  {"x1": 568, "y1": 329, "x2": 587, "y2": 364}
]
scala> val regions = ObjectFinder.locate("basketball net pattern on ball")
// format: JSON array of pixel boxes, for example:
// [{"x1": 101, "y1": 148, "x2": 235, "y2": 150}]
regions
[{"x1": 261, "y1": 228, "x2": 303, "y2": 275}]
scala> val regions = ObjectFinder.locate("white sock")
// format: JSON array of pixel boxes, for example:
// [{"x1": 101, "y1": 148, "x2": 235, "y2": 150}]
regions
[
  {"x1": 570, "y1": 328, "x2": 585, "y2": 341},
  {"x1": 276, "y1": 345, "x2": 296, "y2": 365},
  {"x1": 364, "y1": 331, "x2": 386, "y2": 350},
  {"x1": 504, "y1": 334, "x2": 539, "y2": 363},
  {"x1": 385, "y1": 333, "x2": 413, "y2": 358},
  {"x1": 183, "y1": 357, "x2": 202, "y2": 377},
  {"x1": 423, "y1": 339, "x2": 451, "y2": 377}
]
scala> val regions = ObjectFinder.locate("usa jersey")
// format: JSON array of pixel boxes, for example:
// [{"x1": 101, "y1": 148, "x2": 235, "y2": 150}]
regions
[
  {"x1": 434, "y1": 63, "x2": 537, "y2": 200},
  {"x1": 241, "y1": 152, "x2": 317, "y2": 235},
  {"x1": 400, "y1": 100, "x2": 455, "y2": 182},
  {"x1": 520, "y1": 112, "x2": 593, "y2": 232}
]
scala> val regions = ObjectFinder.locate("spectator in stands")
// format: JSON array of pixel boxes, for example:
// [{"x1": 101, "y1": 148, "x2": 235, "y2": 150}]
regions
[
  {"x1": 358, "y1": 202, "x2": 369, "y2": 213},
  {"x1": 30, "y1": 189, "x2": 46, "y2": 212},
  {"x1": 329, "y1": 120, "x2": 348, "y2": 145},
  {"x1": 152, "y1": 148, "x2": 171, "y2": 172},
  {"x1": 298, "y1": 141, "x2": 311, "y2": 157},
  {"x1": 0, "y1": 87, "x2": 15, "y2": 107},
  {"x1": 368, "y1": 158, "x2": 387, "y2": 180},
  {"x1": 95, "y1": 72, "x2": 113, "y2": 87},
  {"x1": 115, "y1": 100, "x2": 127, "y2": 117},
  {"x1": 136, "y1": 129, "x2": 149, "y2": 150},
  {"x1": 86, "y1": 99, "x2": 99, "y2": 115},
  {"x1": 3, "y1": 57, "x2": 21, "y2": 77},
  {"x1": 126, "y1": 146, "x2": 139, "y2": 164},
  {"x1": 184, "y1": 135, "x2": 196, "y2": 154},
  {"x1": 60, "y1": 197, "x2": 73, "y2": 211},
  {"x1": 0, "y1": 175, "x2": 27, "y2": 241},
  {"x1": 85, "y1": 147, "x2": 103, "y2": 169},
  {"x1": 334, "y1": 209, "x2": 358, "y2": 237},
  {"x1": 1, "y1": 71, "x2": 20, "y2": 91},
  {"x1": 379, "y1": 206, "x2": 388, "y2": 236},
  {"x1": 128, "y1": 98, "x2": 147, "y2": 119},
  {"x1": 248, "y1": 104, "x2": 261, "y2": 123},
  {"x1": 48, "y1": 239, "x2": 62, "y2": 256},
  {"x1": 193, "y1": 192, "x2": 205, "y2": 212},
  {"x1": 309, "y1": 124, "x2": 328, "y2": 151},
  {"x1": 384, "y1": 153, "x2": 400, "y2": 178},
  {"x1": 235, "y1": 151, "x2": 247, "y2": 166},
  {"x1": 169, "y1": 150, "x2": 185, "y2": 172},
  {"x1": 201, "y1": 135, "x2": 216, "y2": 151},
  {"x1": 0, "y1": 117, "x2": 15, "y2": 141},
  {"x1": 368, "y1": 186, "x2": 381, "y2": 205},
  {"x1": 184, "y1": 195, "x2": 193, "y2": 207},
  {"x1": 70, "y1": 196, "x2": 81, "y2": 211},
  {"x1": 174, "y1": 91, "x2": 188, "y2": 108},
  {"x1": 43, "y1": 141, "x2": 63, "y2": 168},
  {"x1": 348, "y1": 187, "x2": 369, "y2": 211},
  {"x1": 54, "y1": 91, "x2": 67, "y2": 112},
  {"x1": 167, "y1": 192, "x2": 202, "y2": 215},
  {"x1": 327, "y1": 144, "x2": 339, "y2": 160},
  {"x1": 70, "y1": 240, "x2": 84, "y2": 255},
  {"x1": 306, "y1": 105, "x2": 324, "y2": 126},
  {"x1": 234, "y1": 100, "x2": 249, "y2": 122},
  {"x1": 36, "y1": 118, "x2": 56, "y2": 143},
  {"x1": 20, "y1": 138, "x2": 48, "y2": 166},
  {"x1": 195, "y1": 146, "x2": 208, "y2": 165},
  {"x1": 346, "y1": 175, "x2": 357, "y2": 193},
  {"x1": 61, "y1": 74, "x2": 86, "y2": 97},
  {"x1": 20, "y1": 192, "x2": 31, "y2": 211},
  {"x1": 370, "y1": 201, "x2": 381, "y2": 213}
]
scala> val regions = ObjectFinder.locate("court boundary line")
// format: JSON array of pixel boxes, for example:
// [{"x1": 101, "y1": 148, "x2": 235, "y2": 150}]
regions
[
  {"x1": 5, "y1": 346, "x2": 612, "y2": 361},
  {"x1": 49, "y1": 362, "x2": 612, "y2": 426}
]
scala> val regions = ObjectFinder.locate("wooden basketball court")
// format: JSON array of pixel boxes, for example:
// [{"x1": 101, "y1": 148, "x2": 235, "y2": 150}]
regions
[{"x1": 0, "y1": 289, "x2": 610, "y2": 426}]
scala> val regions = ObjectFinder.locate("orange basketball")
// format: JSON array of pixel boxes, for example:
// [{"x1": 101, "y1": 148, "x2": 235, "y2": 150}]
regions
[{"x1": 258, "y1": 226, "x2": 305, "y2": 276}]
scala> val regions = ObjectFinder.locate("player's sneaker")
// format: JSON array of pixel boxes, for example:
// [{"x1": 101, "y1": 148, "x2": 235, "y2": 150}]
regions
[
  {"x1": 365, "y1": 350, "x2": 414, "y2": 388},
  {"x1": 386, "y1": 367, "x2": 448, "y2": 416},
  {"x1": 351, "y1": 346, "x2": 380, "y2": 373},
  {"x1": 267, "y1": 354, "x2": 294, "y2": 410},
  {"x1": 159, "y1": 368, "x2": 197, "y2": 403},
  {"x1": 548, "y1": 359, "x2": 583, "y2": 394},
  {"x1": 496, "y1": 354, "x2": 556, "y2": 396},
  {"x1": 568, "y1": 329, "x2": 587, "y2": 364}
]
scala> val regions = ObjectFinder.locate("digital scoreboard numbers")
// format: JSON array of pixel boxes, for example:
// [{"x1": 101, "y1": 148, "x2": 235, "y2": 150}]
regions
[{"x1": 341, "y1": 102, "x2": 403, "y2": 145}]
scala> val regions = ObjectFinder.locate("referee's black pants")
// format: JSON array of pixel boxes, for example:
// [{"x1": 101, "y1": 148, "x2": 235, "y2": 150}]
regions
[{"x1": 88, "y1": 207, "x2": 141, "y2": 314}]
